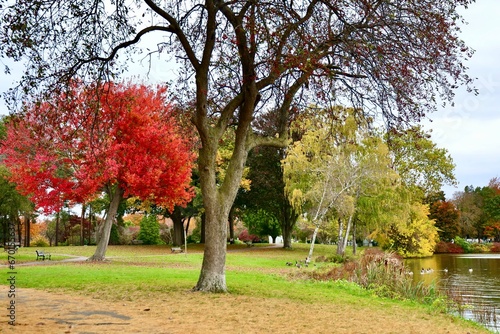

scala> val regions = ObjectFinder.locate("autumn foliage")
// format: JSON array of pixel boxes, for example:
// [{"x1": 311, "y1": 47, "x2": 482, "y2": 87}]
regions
[
  {"x1": 434, "y1": 241, "x2": 465, "y2": 254},
  {"x1": 0, "y1": 82, "x2": 196, "y2": 213}
]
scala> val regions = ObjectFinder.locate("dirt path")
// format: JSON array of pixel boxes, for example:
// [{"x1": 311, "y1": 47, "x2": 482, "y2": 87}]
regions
[{"x1": 0, "y1": 287, "x2": 488, "y2": 334}]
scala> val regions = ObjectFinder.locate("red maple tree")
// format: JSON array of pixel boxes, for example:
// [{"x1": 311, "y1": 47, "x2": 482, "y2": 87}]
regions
[{"x1": 1, "y1": 81, "x2": 196, "y2": 259}]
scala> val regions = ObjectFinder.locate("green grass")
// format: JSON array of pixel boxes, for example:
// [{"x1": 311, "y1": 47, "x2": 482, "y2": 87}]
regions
[{"x1": 0, "y1": 243, "x2": 404, "y2": 306}]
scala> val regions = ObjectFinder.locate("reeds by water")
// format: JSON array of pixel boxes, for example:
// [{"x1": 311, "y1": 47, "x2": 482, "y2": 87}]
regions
[
  {"x1": 443, "y1": 283, "x2": 499, "y2": 331},
  {"x1": 312, "y1": 249, "x2": 499, "y2": 332},
  {"x1": 313, "y1": 248, "x2": 443, "y2": 305}
]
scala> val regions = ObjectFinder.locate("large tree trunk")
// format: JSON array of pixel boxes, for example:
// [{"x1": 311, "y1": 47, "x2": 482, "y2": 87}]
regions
[
  {"x1": 194, "y1": 123, "x2": 250, "y2": 292},
  {"x1": 194, "y1": 204, "x2": 229, "y2": 292},
  {"x1": 172, "y1": 219, "x2": 185, "y2": 246},
  {"x1": 282, "y1": 223, "x2": 292, "y2": 248},
  {"x1": 89, "y1": 185, "x2": 124, "y2": 261}
]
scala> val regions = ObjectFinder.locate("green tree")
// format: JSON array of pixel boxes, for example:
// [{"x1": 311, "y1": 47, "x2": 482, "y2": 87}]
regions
[
  {"x1": 138, "y1": 214, "x2": 162, "y2": 245},
  {"x1": 0, "y1": 165, "x2": 34, "y2": 245},
  {"x1": 387, "y1": 126, "x2": 457, "y2": 199},
  {"x1": 237, "y1": 145, "x2": 298, "y2": 248},
  {"x1": 242, "y1": 209, "x2": 281, "y2": 243},
  {"x1": 1, "y1": 0, "x2": 474, "y2": 292}
]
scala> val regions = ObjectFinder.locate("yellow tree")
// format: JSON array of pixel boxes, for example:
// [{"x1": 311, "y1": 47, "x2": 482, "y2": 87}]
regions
[{"x1": 283, "y1": 106, "x2": 395, "y2": 260}]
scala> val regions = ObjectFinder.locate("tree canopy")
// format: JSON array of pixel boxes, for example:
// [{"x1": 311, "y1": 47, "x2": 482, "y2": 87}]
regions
[{"x1": 387, "y1": 126, "x2": 457, "y2": 197}]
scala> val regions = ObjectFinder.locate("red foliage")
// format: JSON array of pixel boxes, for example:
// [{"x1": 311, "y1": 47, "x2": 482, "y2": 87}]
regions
[
  {"x1": 238, "y1": 229, "x2": 260, "y2": 243},
  {"x1": 434, "y1": 241, "x2": 464, "y2": 254},
  {"x1": 434, "y1": 241, "x2": 449, "y2": 254},
  {"x1": 0, "y1": 81, "x2": 196, "y2": 213},
  {"x1": 484, "y1": 222, "x2": 500, "y2": 242},
  {"x1": 491, "y1": 243, "x2": 500, "y2": 253}
]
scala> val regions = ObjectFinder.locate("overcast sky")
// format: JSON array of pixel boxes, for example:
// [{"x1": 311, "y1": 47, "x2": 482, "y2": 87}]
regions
[
  {"x1": 1, "y1": 1, "x2": 499, "y2": 200},
  {"x1": 421, "y1": 0, "x2": 500, "y2": 199}
]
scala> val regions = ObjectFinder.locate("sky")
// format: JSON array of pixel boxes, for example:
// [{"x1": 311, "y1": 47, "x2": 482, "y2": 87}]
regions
[
  {"x1": 1, "y1": 1, "x2": 499, "y2": 201},
  {"x1": 420, "y1": 0, "x2": 500, "y2": 199}
]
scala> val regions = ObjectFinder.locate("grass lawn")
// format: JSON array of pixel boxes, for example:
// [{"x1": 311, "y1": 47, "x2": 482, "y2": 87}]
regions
[{"x1": 0, "y1": 243, "x2": 491, "y2": 333}]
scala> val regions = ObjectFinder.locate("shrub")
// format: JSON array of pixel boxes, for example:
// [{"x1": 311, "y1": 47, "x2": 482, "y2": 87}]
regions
[
  {"x1": 446, "y1": 242, "x2": 465, "y2": 253},
  {"x1": 30, "y1": 236, "x2": 50, "y2": 247},
  {"x1": 470, "y1": 243, "x2": 490, "y2": 253},
  {"x1": 238, "y1": 229, "x2": 260, "y2": 243},
  {"x1": 491, "y1": 243, "x2": 500, "y2": 253},
  {"x1": 434, "y1": 241, "x2": 464, "y2": 254},
  {"x1": 434, "y1": 241, "x2": 449, "y2": 253},
  {"x1": 312, "y1": 249, "x2": 444, "y2": 305},
  {"x1": 138, "y1": 214, "x2": 162, "y2": 245},
  {"x1": 453, "y1": 236, "x2": 472, "y2": 253},
  {"x1": 315, "y1": 254, "x2": 352, "y2": 263}
]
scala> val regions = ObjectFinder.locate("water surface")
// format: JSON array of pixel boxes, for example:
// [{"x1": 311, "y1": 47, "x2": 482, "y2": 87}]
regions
[{"x1": 405, "y1": 253, "x2": 500, "y2": 332}]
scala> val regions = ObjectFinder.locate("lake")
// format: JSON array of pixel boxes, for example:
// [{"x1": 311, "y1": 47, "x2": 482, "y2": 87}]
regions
[{"x1": 405, "y1": 253, "x2": 500, "y2": 333}]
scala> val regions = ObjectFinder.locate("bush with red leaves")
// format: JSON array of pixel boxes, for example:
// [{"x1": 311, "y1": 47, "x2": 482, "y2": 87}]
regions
[
  {"x1": 238, "y1": 229, "x2": 260, "y2": 243},
  {"x1": 491, "y1": 243, "x2": 500, "y2": 253}
]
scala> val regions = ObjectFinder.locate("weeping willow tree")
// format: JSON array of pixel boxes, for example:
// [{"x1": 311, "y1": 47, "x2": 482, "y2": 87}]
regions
[{"x1": 283, "y1": 106, "x2": 396, "y2": 259}]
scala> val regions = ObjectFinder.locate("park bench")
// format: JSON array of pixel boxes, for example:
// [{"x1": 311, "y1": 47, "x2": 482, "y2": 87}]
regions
[
  {"x1": 36, "y1": 250, "x2": 51, "y2": 261},
  {"x1": 3, "y1": 242, "x2": 20, "y2": 251},
  {"x1": 131, "y1": 240, "x2": 143, "y2": 245},
  {"x1": 171, "y1": 247, "x2": 184, "y2": 253}
]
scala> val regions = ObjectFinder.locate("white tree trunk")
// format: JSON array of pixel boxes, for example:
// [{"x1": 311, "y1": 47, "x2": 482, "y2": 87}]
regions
[
  {"x1": 337, "y1": 218, "x2": 344, "y2": 255},
  {"x1": 340, "y1": 215, "x2": 353, "y2": 256},
  {"x1": 306, "y1": 225, "x2": 320, "y2": 263}
]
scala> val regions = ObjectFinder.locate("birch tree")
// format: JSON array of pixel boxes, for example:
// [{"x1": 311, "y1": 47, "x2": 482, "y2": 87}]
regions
[{"x1": 283, "y1": 107, "x2": 394, "y2": 260}]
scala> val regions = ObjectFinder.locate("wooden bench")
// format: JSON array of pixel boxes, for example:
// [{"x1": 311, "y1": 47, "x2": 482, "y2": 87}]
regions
[
  {"x1": 171, "y1": 247, "x2": 184, "y2": 253},
  {"x1": 36, "y1": 250, "x2": 51, "y2": 260}
]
